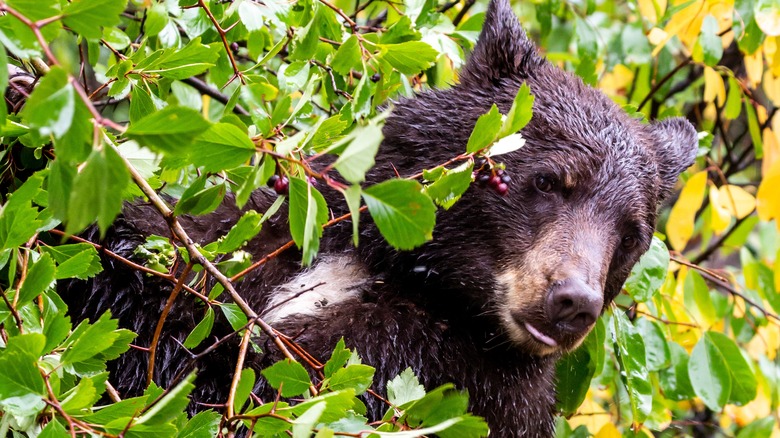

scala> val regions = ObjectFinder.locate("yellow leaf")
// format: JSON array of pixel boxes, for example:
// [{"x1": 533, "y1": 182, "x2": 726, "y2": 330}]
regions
[
  {"x1": 762, "y1": 127, "x2": 780, "y2": 175},
  {"x1": 704, "y1": 67, "x2": 726, "y2": 105},
  {"x1": 568, "y1": 393, "x2": 610, "y2": 432},
  {"x1": 655, "y1": 0, "x2": 705, "y2": 55},
  {"x1": 757, "y1": 160, "x2": 780, "y2": 225},
  {"x1": 639, "y1": 0, "x2": 668, "y2": 24},
  {"x1": 717, "y1": 185, "x2": 756, "y2": 219},
  {"x1": 745, "y1": 49, "x2": 764, "y2": 87},
  {"x1": 756, "y1": 0, "x2": 780, "y2": 36},
  {"x1": 648, "y1": 27, "x2": 668, "y2": 45},
  {"x1": 764, "y1": 71, "x2": 780, "y2": 106},
  {"x1": 595, "y1": 423, "x2": 621, "y2": 438},
  {"x1": 667, "y1": 171, "x2": 708, "y2": 251},
  {"x1": 709, "y1": 188, "x2": 732, "y2": 233}
]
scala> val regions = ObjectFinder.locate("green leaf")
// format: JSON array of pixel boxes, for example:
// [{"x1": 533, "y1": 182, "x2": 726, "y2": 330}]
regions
[
  {"x1": 707, "y1": 331, "x2": 757, "y2": 405},
  {"x1": 61, "y1": 312, "x2": 120, "y2": 365},
  {"x1": 693, "y1": 15, "x2": 723, "y2": 67},
  {"x1": 17, "y1": 253, "x2": 56, "y2": 306},
  {"x1": 636, "y1": 318, "x2": 671, "y2": 371},
  {"x1": 624, "y1": 236, "x2": 670, "y2": 303},
  {"x1": 288, "y1": 178, "x2": 329, "y2": 266},
  {"x1": 292, "y1": 401, "x2": 326, "y2": 438},
  {"x1": 140, "y1": 38, "x2": 220, "y2": 80},
  {"x1": 136, "y1": 372, "x2": 197, "y2": 426},
  {"x1": 659, "y1": 341, "x2": 695, "y2": 401},
  {"x1": 498, "y1": 83, "x2": 534, "y2": 138},
  {"x1": 612, "y1": 310, "x2": 652, "y2": 422},
  {"x1": 424, "y1": 161, "x2": 474, "y2": 210},
  {"x1": 39, "y1": 420, "x2": 70, "y2": 438},
  {"x1": 324, "y1": 338, "x2": 352, "y2": 378},
  {"x1": 331, "y1": 35, "x2": 362, "y2": 75},
  {"x1": 126, "y1": 106, "x2": 211, "y2": 156},
  {"x1": 0, "y1": 351, "x2": 46, "y2": 416},
  {"x1": 220, "y1": 303, "x2": 248, "y2": 331},
  {"x1": 189, "y1": 123, "x2": 256, "y2": 172},
  {"x1": 688, "y1": 331, "x2": 731, "y2": 411},
  {"x1": 736, "y1": 417, "x2": 776, "y2": 438},
  {"x1": 176, "y1": 410, "x2": 222, "y2": 438},
  {"x1": 362, "y1": 179, "x2": 436, "y2": 250},
  {"x1": 724, "y1": 76, "x2": 743, "y2": 120},
  {"x1": 41, "y1": 243, "x2": 103, "y2": 280},
  {"x1": 387, "y1": 368, "x2": 426, "y2": 406},
  {"x1": 20, "y1": 67, "x2": 76, "y2": 140},
  {"x1": 466, "y1": 104, "x2": 502, "y2": 153},
  {"x1": 173, "y1": 177, "x2": 226, "y2": 217},
  {"x1": 216, "y1": 210, "x2": 263, "y2": 254},
  {"x1": 0, "y1": 174, "x2": 44, "y2": 251},
  {"x1": 380, "y1": 41, "x2": 438, "y2": 75},
  {"x1": 60, "y1": 373, "x2": 108, "y2": 413},
  {"x1": 333, "y1": 122, "x2": 383, "y2": 184},
  {"x1": 238, "y1": 1, "x2": 265, "y2": 32},
  {"x1": 261, "y1": 359, "x2": 312, "y2": 397},
  {"x1": 63, "y1": 0, "x2": 128, "y2": 40},
  {"x1": 685, "y1": 270, "x2": 716, "y2": 326},
  {"x1": 745, "y1": 100, "x2": 763, "y2": 159},
  {"x1": 555, "y1": 343, "x2": 595, "y2": 415},
  {"x1": 327, "y1": 364, "x2": 374, "y2": 395},
  {"x1": 66, "y1": 145, "x2": 130, "y2": 234},
  {"x1": 342, "y1": 185, "x2": 362, "y2": 246},
  {"x1": 183, "y1": 307, "x2": 215, "y2": 349},
  {"x1": 233, "y1": 368, "x2": 255, "y2": 414}
]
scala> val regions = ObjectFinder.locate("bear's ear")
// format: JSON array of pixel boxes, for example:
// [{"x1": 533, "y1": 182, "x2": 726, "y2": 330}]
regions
[
  {"x1": 647, "y1": 117, "x2": 699, "y2": 199},
  {"x1": 458, "y1": 0, "x2": 541, "y2": 87}
]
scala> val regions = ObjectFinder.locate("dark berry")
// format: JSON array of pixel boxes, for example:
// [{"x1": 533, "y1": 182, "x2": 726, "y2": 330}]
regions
[
  {"x1": 495, "y1": 182, "x2": 509, "y2": 196},
  {"x1": 370, "y1": 73, "x2": 381, "y2": 82},
  {"x1": 475, "y1": 157, "x2": 487, "y2": 169},
  {"x1": 273, "y1": 176, "x2": 289, "y2": 194},
  {"x1": 500, "y1": 174, "x2": 511, "y2": 184},
  {"x1": 496, "y1": 169, "x2": 505, "y2": 177},
  {"x1": 308, "y1": 176, "x2": 318, "y2": 186},
  {"x1": 488, "y1": 175, "x2": 501, "y2": 188},
  {"x1": 267, "y1": 175, "x2": 279, "y2": 188},
  {"x1": 477, "y1": 173, "x2": 491, "y2": 185},
  {"x1": 230, "y1": 42, "x2": 240, "y2": 53}
]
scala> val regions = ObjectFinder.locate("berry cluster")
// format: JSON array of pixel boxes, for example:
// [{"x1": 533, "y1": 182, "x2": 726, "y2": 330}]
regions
[{"x1": 475, "y1": 159, "x2": 511, "y2": 196}]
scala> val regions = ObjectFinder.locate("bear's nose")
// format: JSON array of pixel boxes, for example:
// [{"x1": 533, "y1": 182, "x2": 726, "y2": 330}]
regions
[{"x1": 546, "y1": 278, "x2": 602, "y2": 334}]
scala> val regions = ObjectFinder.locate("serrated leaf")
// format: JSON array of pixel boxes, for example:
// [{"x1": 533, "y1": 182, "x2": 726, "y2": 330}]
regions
[
  {"x1": 233, "y1": 368, "x2": 255, "y2": 414},
  {"x1": 141, "y1": 38, "x2": 220, "y2": 80},
  {"x1": 688, "y1": 332, "x2": 731, "y2": 410},
  {"x1": 328, "y1": 364, "x2": 374, "y2": 395},
  {"x1": 173, "y1": 177, "x2": 226, "y2": 217},
  {"x1": 61, "y1": 312, "x2": 120, "y2": 365},
  {"x1": 41, "y1": 243, "x2": 102, "y2": 280},
  {"x1": 363, "y1": 179, "x2": 436, "y2": 250},
  {"x1": 333, "y1": 123, "x2": 383, "y2": 184},
  {"x1": 292, "y1": 401, "x2": 326, "y2": 438},
  {"x1": 63, "y1": 0, "x2": 127, "y2": 40},
  {"x1": 0, "y1": 174, "x2": 44, "y2": 251},
  {"x1": 0, "y1": 350, "x2": 46, "y2": 416},
  {"x1": 288, "y1": 178, "x2": 329, "y2": 266},
  {"x1": 136, "y1": 372, "x2": 197, "y2": 426},
  {"x1": 324, "y1": 338, "x2": 351, "y2": 378},
  {"x1": 466, "y1": 104, "x2": 502, "y2": 153},
  {"x1": 380, "y1": 41, "x2": 438, "y2": 75},
  {"x1": 216, "y1": 210, "x2": 263, "y2": 254},
  {"x1": 261, "y1": 359, "x2": 312, "y2": 397},
  {"x1": 183, "y1": 307, "x2": 215, "y2": 349},
  {"x1": 498, "y1": 83, "x2": 534, "y2": 138},
  {"x1": 17, "y1": 253, "x2": 56, "y2": 306},
  {"x1": 20, "y1": 67, "x2": 75, "y2": 140},
  {"x1": 189, "y1": 123, "x2": 256, "y2": 172},
  {"x1": 387, "y1": 368, "x2": 426, "y2": 406},
  {"x1": 342, "y1": 185, "x2": 362, "y2": 246},
  {"x1": 424, "y1": 161, "x2": 474, "y2": 209},
  {"x1": 176, "y1": 410, "x2": 222, "y2": 438},
  {"x1": 331, "y1": 35, "x2": 362, "y2": 75},
  {"x1": 126, "y1": 106, "x2": 210, "y2": 155},
  {"x1": 66, "y1": 145, "x2": 130, "y2": 234},
  {"x1": 625, "y1": 236, "x2": 670, "y2": 303}
]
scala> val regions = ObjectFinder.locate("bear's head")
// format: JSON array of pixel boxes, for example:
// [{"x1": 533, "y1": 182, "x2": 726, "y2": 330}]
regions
[{"x1": 373, "y1": 0, "x2": 698, "y2": 357}]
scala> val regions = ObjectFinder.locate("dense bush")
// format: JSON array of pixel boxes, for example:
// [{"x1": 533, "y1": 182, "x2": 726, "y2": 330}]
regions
[{"x1": 0, "y1": 0, "x2": 777, "y2": 436}]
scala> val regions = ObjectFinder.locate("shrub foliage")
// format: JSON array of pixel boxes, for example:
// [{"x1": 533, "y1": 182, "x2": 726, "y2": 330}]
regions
[{"x1": 0, "y1": 0, "x2": 777, "y2": 436}]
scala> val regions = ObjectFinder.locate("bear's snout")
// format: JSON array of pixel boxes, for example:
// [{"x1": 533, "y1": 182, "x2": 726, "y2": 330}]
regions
[{"x1": 544, "y1": 277, "x2": 602, "y2": 335}]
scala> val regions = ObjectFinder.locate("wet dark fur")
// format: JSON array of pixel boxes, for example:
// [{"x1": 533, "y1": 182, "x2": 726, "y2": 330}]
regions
[{"x1": 58, "y1": 1, "x2": 699, "y2": 436}]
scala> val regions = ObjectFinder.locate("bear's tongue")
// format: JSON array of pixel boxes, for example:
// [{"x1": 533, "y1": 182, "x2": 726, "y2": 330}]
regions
[{"x1": 524, "y1": 323, "x2": 558, "y2": 347}]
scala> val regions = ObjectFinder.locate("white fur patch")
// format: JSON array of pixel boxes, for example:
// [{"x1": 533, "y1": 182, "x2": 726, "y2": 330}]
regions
[{"x1": 262, "y1": 255, "x2": 369, "y2": 323}]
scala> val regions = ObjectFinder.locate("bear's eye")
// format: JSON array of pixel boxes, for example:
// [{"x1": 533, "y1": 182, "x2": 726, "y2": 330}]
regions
[
  {"x1": 534, "y1": 175, "x2": 557, "y2": 193},
  {"x1": 621, "y1": 235, "x2": 639, "y2": 250}
]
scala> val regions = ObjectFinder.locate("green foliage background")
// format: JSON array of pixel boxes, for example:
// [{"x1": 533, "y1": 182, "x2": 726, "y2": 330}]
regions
[{"x1": 0, "y1": 0, "x2": 777, "y2": 436}]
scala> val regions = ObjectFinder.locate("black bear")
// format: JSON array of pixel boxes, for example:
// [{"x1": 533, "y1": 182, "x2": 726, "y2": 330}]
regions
[{"x1": 59, "y1": 0, "x2": 699, "y2": 436}]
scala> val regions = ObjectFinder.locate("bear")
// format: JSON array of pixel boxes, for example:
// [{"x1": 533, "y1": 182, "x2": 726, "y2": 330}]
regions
[{"x1": 57, "y1": 0, "x2": 699, "y2": 436}]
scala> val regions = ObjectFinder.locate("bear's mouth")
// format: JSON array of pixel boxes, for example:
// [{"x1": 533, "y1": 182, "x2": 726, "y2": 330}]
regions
[{"x1": 523, "y1": 322, "x2": 557, "y2": 347}]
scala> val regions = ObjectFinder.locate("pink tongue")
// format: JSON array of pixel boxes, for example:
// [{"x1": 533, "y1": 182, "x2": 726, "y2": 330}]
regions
[{"x1": 524, "y1": 323, "x2": 557, "y2": 347}]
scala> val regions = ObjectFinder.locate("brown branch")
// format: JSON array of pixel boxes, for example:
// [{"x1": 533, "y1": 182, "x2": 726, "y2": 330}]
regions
[
  {"x1": 226, "y1": 322, "x2": 255, "y2": 422},
  {"x1": 638, "y1": 57, "x2": 692, "y2": 111},
  {"x1": 197, "y1": 0, "x2": 245, "y2": 86},
  {"x1": 182, "y1": 77, "x2": 250, "y2": 116},
  {"x1": 147, "y1": 263, "x2": 194, "y2": 385}
]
